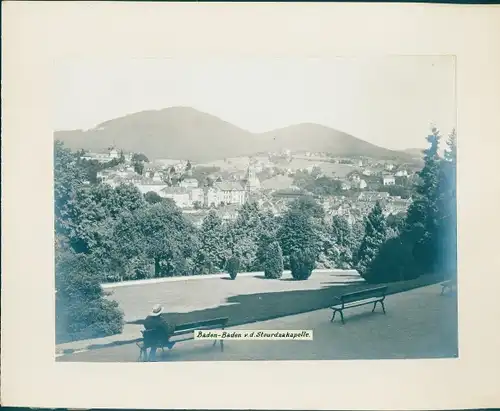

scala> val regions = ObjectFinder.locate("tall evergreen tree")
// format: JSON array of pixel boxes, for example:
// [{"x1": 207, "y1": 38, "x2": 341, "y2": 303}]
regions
[
  {"x1": 437, "y1": 129, "x2": 457, "y2": 278},
  {"x1": 256, "y1": 210, "x2": 280, "y2": 269},
  {"x1": 355, "y1": 201, "x2": 387, "y2": 280},
  {"x1": 278, "y1": 209, "x2": 321, "y2": 261},
  {"x1": 329, "y1": 215, "x2": 355, "y2": 268},
  {"x1": 403, "y1": 127, "x2": 442, "y2": 274},
  {"x1": 444, "y1": 128, "x2": 457, "y2": 163},
  {"x1": 226, "y1": 202, "x2": 263, "y2": 271},
  {"x1": 263, "y1": 241, "x2": 284, "y2": 279},
  {"x1": 196, "y1": 211, "x2": 228, "y2": 274}
]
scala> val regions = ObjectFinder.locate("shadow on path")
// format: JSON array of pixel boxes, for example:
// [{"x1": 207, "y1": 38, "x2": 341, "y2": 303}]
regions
[{"x1": 128, "y1": 274, "x2": 445, "y2": 331}]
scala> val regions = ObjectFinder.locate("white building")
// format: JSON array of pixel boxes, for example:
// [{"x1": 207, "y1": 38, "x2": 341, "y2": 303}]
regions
[
  {"x1": 158, "y1": 187, "x2": 191, "y2": 208},
  {"x1": 213, "y1": 181, "x2": 246, "y2": 206},
  {"x1": 383, "y1": 174, "x2": 396, "y2": 186},
  {"x1": 180, "y1": 178, "x2": 199, "y2": 189},
  {"x1": 190, "y1": 188, "x2": 204, "y2": 205},
  {"x1": 205, "y1": 188, "x2": 221, "y2": 208},
  {"x1": 135, "y1": 181, "x2": 168, "y2": 195},
  {"x1": 80, "y1": 146, "x2": 131, "y2": 163},
  {"x1": 108, "y1": 147, "x2": 119, "y2": 159}
]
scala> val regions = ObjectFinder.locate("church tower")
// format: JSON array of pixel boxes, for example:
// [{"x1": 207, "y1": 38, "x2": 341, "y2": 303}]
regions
[{"x1": 244, "y1": 162, "x2": 261, "y2": 192}]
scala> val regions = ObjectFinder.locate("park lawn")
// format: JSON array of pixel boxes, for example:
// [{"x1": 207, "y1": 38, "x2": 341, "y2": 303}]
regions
[{"x1": 129, "y1": 273, "x2": 443, "y2": 329}]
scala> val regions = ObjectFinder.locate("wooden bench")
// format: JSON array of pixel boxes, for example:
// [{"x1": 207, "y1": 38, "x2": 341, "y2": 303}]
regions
[
  {"x1": 330, "y1": 286, "x2": 388, "y2": 324},
  {"x1": 440, "y1": 279, "x2": 457, "y2": 296},
  {"x1": 137, "y1": 317, "x2": 229, "y2": 361}
]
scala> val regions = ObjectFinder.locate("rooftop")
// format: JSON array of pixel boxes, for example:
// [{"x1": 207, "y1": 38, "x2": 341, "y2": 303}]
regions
[
  {"x1": 214, "y1": 181, "x2": 245, "y2": 191},
  {"x1": 160, "y1": 187, "x2": 190, "y2": 195}
]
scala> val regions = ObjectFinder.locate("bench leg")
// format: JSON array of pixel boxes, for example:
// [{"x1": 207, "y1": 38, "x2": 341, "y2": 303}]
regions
[
  {"x1": 331, "y1": 310, "x2": 337, "y2": 322},
  {"x1": 213, "y1": 339, "x2": 217, "y2": 347},
  {"x1": 339, "y1": 310, "x2": 345, "y2": 324},
  {"x1": 220, "y1": 339, "x2": 224, "y2": 352},
  {"x1": 372, "y1": 301, "x2": 378, "y2": 312},
  {"x1": 381, "y1": 300, "x2": 386, "y2": 314}
]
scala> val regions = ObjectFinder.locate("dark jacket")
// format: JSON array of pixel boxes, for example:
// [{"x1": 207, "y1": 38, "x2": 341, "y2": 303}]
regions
[{"x1": 142, "y1": 315, "x2": 174, "y2": 347}]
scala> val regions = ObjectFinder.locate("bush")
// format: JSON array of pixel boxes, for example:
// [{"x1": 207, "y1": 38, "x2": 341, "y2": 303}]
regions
[
  {"x1": 144, "y1": 191, "x2": 163, "y2": 204},
  {"x1": 290, "y1": 248, "x2": 316, "y2": 280},
  {"x1": 263, "y1": 241, "x2": 284, "y2": 279},
  {"x1": 362, "y1": 235, "x2": 421, "y2": 284},
  {"x1": 225, "y1": 256, "x2": 240, "y2": 280},
  {"x1": 57, "y1": 297, "x2": 124, "y2": 341},
  {"x1": 55, "y1": 252, "x2": 124, "y2": 343}
]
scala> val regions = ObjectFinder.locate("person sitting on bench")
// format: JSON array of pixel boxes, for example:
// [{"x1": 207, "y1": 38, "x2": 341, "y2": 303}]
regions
[{"x1": 143, "y1": 304, "x2": 175, "y2": 361}]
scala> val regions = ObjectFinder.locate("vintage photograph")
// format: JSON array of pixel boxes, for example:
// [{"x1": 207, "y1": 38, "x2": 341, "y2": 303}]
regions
[{"x1": 54, "y1": 57, "x2": 457, "y2": 362}]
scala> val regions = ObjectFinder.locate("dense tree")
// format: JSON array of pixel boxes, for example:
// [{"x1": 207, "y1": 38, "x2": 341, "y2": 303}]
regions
[
  {"x1": 363, "y1": 127, "x2": 456, "y2": 282},
  {"x1": 54, "y1": 140, "x2": 87, "y2": 236},
  {"x1": 444, "y1": 129, "x2": 457, "y2": 163},
  {"x1": 110, "y1": 183, "x2": 145, "y2": 216},
  {"x1": 263, "y1": 241, "x2": 284, "y2": 279},
  {"x1": 132, "y1": 153, "x2": 149, "y2": 163},
  {"x1": 191, "y1": 166, "x2": 221, "y2": 186},
  {"x1": 61, "y1": 183, "x2": 144, "y2": 254},
  {"x1": 144, "y1": 191, "x2": 163, "y2": 204},
  {"x1": 328, "y1": 215, "x2": 356, "y2": 268},
  {"x1": 355, "y1": 201, "x2": 387, "y2": 280},
  {"x1": 293, "y1": 171, "x2": 343, "y2": 196},
  {"x1": 437, "y1": 129, "x2": 457, "y2": 278},
  {"x1": 288, "y1": 195, "x2": 325, "y2": 221},
  {"x1": 55, "y1": 251, "x2": 124, "y2": 342},
  {"x1": 402, "y1": 127, "x2": 442, "y2": 274},
  {"x1": 113, "y1": 201, "x2": 199, "y2": 278},
  {"x1": 290, "y1": 248, "x2": 316, "y2": 280},
  {"x1": 134, "y1": 161, "x2": 145, "y2": 176},
  {"x1": 278, "y1": 205, "x2": 321, "y2": 271},
  {"x1": 226, "y1": 202, "x2": 263, "y2": 271},
  {"x1": 386, "y1": 212, "x2": 406, "y2": 232},
  {"x1": 255, "y1": 210, "x2": 281, "y2": 270},
  {"x1": 362, "y1": 234, "x2": 419, "y2": 283},
  {"x1": 195, "y1": 211, "x2": 229, "y2": 274},
  {"x1": 225, "y1": 255, "x2": 240, "y2": 280}
]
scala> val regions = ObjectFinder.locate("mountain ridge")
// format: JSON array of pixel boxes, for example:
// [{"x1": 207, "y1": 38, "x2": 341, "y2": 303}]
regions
[{"x1": 54, "y1": 106, "x2": 416, "y2": 162}]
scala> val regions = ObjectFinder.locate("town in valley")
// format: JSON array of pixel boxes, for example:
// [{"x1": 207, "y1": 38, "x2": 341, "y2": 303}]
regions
[{"x1": 76, "y1": 144, "x2": 419, "y2": 229}]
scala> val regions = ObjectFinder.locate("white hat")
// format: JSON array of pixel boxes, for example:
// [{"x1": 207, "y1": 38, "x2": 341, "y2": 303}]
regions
[{"x1": 150, "y1": 304, "x2": 164, "y2": 317}]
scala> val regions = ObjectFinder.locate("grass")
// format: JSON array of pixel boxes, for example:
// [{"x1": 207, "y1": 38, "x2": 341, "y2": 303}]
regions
[{"x1": 129, "y1": 273, "x2": 443, "y2": 330}]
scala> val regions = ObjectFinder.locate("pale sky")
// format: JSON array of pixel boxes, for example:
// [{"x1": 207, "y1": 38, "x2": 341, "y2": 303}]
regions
[{"x1": 55, "y1": 56, "x2": 456, "y2": 150}]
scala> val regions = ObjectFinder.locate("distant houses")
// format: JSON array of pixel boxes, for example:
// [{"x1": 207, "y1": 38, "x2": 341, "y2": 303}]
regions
[
  {"x1": 97, "y1": 159, "x2": 262, "y2": 210},
  {"x1": 88, "y1": 145, "x2": 416, "y2": 224},
  {"x1": 80, "y1": 146, "x2": 133, "y2": 163}
]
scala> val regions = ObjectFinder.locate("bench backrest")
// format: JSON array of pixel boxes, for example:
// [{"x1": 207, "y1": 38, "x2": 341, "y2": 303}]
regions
[
  {"x1": 174, "y1": 317, "x2": 229, "y2": 334},
  {"x1": 341, "y1": 286, "x2": 387, "y2": 305}
]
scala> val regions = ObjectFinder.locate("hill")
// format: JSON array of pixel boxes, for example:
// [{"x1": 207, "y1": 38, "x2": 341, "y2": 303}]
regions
[
  {"x1": 402, "y1": 148, "x2": 426, "y2": 158},
  {"x1": 54, "y1": 106, "x2": 414, "y2": 162},
  {"x1": 257, "y1": 123, "x2": 409, "y2": 160}
]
